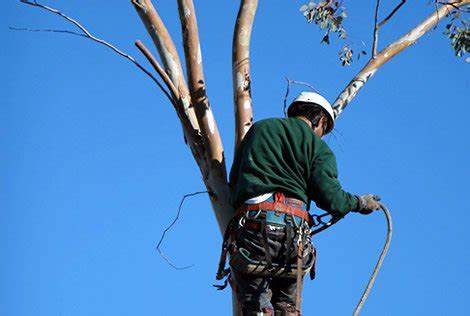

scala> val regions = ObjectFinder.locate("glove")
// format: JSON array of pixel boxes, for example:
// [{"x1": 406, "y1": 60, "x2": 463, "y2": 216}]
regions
[{"x1": 354, "y1": 194, "x2": 381, "y2": 215}]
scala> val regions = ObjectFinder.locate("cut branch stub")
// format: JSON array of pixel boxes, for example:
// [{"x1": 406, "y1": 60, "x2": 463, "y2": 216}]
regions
[
  {"x1": 233, "y1": 0, "x2": 258, "y2": 152},
  {"x1": 333, "y1": 0, "x2": 469, "y2": 118}
]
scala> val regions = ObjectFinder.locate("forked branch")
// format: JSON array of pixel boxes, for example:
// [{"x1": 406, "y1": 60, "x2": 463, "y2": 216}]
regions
[
  {"x1": 372, "y1": 0, "x2": 382, "y2": 57},
  {"x1": 333, "y1": 0, "x2": 469, "y2": 118},
  {"x1": 378, "y1": 0, "x2": 407, "y2": 28},
  {"x1": 232, "y1": 0, "x2": 258, "y2": 152},
  {"x1": 132, "y1": 0, "x2": 201, "y2": 135},
  {"x1": 135, "y1": 40, "x2": 180, "y2": 101},
  {"x1": 372, "y1": 0, "x2": 407, "y2": 57},
  {"x1": 132, "y1": 0, "x2": 234, "y2": 236}
]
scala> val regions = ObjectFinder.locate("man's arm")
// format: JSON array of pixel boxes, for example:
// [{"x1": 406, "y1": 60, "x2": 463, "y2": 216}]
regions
[{"x1": 308, "y1": 146, "x2": 359, "y2": 217}]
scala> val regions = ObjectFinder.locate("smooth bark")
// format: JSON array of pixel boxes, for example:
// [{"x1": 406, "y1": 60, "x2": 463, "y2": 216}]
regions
[
  {"x1": 232, "y1": 0, "x2": 258, "y2": 152},
  {"x1": 333, "y1": 0, "x2": 469, "y2": 118}
]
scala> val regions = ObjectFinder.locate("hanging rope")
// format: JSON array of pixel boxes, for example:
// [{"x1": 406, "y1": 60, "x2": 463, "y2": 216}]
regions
[{"x1": 353, "y1": 202, "x2": 393, "y2": 316}]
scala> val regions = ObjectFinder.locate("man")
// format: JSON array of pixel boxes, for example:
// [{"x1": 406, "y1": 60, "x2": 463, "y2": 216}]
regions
[{"x1": 227, "y1": 92, "x2": 381, "y2": 315}]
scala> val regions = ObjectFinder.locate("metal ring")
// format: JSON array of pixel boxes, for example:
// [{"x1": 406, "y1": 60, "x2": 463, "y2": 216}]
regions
[
  {"x1": 238, "y1": 216, "x2": 246, "y2": 227},
  {"x1": 245, "y1": 209, "x2": 262, "y2": 220}
]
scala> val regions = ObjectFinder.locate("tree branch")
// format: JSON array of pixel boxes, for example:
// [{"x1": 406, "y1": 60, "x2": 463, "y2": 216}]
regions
[
  {"x1": 372, "y1": 0, "x2": 382, "y2": 57},
  {"x1": 131, "y1": 0, "x2": 201, "y2": 136},
  {"x1": 132, "y1": 0, "x2": 234, "y2": 238},
  {"x1": 436, "y1": 1, "x2": 470, "y2": 12},
  {"x1": 177, "y1": 0, "x2": 225, "y2": 174},
  {"x1": 135, "y1": 40, "x2": 180, "y2": 101},
  {"x1": 9, "y1": 26, "x2": 86, "y2": 37},
  {"x1": 378, "y1": 0, "x2": 407, "y2": 28},
  {"x1": 16, "y1": 0, "x2": 174, "y2": 105},
  {"x1": 332, "y1": 0, "x2": 469, "y2": 118},
  {"x1": 232, "y1": 0, "x2": 258, "y2": 153}
]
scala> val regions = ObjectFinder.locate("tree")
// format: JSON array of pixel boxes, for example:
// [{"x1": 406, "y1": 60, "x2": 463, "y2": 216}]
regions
[{"x1": 11, "y1": 0, "x2": 469, "y2": 314}]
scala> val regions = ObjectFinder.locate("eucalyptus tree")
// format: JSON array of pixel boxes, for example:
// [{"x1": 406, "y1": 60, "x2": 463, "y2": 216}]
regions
[{"x1": 15, "y1": 0, "x2": 469, "y2": 314}]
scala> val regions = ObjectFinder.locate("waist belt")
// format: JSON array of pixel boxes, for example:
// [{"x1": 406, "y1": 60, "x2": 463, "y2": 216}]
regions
[
  {"x1": 236, "y1": 201, "x2": 310, "y2": 223},
  {"x1": 215, "y1": 193, "x2": 311, "y2": 282}
]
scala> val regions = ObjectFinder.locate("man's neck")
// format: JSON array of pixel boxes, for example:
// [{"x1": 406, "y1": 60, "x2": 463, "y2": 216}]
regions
[
  {"x1": 297, "y1": 116, "x2": 312, "y2": 128},
  {"x1": 296, "y1": 116, "x2": 324, "y2": 138}
]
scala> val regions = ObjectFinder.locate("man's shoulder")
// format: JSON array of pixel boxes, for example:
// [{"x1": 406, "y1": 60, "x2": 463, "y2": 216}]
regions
[
  {"x1": 253, "y1": 117, "x2": 303, "y2": 129},
  {"x1": 253, "y1": 117, "x2": 284, "y2": 126}
]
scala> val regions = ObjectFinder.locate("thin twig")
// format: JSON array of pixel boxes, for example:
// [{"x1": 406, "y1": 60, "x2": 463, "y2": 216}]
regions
[
  {"x1": 372, "y1": 0, "x2": 381, "y2": 57},
  {"x1": 436, "y1": 1, "x2": 470, "y2": 12},
  {"x1": 378, "y1": 0, "x2": 406, "y2": 28},
  {"x1": 283, "y1": 78, "x2": 320, "y2": 117},
  {"x1": 283, "y1": 78, "x2": 291, "y2": 117},
  {"x1": 156, "y1": 191, "x2": 208, "y2": 270},
  {"x1": 9, "y1": 26, "x2": 86, "y2": 37},
  {"x1": 16, "y1": 0, "x2": 174, "y2": 105}
]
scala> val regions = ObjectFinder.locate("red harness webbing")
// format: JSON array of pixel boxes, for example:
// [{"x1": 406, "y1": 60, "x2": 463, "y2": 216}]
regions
[{"x1": 236, "y1": 201, "x2": 311, "y2": 225}]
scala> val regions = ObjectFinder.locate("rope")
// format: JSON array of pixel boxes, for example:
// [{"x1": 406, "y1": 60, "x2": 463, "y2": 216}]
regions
[{"x1": 352, "y1": 202, "x2": 393, "y2": 316}]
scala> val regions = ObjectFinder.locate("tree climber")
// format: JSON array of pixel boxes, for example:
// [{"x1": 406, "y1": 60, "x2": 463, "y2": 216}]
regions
[{"x1": 218, "y1": 92, "x2": 381, "y2": 316}]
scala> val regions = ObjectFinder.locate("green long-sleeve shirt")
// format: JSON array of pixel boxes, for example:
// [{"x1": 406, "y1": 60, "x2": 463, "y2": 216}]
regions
[{"x1": 229, "y1": 117, "x2": 358, "y2": 216}]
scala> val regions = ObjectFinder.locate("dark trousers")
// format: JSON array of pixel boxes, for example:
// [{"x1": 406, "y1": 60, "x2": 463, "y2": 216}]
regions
[{"x1": 230, "y1": 221, "x2": 314, "y2": 314}]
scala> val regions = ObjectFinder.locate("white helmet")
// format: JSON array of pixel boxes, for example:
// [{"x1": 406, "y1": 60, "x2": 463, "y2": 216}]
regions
[{"x1": 287, "y1": 92, "x2": 335, "y2": 134}]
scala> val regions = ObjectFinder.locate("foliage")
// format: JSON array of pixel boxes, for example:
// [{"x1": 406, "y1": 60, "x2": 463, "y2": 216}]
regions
[
  {"x1": 300, "y1": 1, "x2": 365, "y2": 66},
  {"x1": 443, "y1": 5, "x2": 469, "y2": 59},
  {"x1": 300, "y1": 0, "x2": 348, "y2": 44},
  {"x1": 302, "y1": 1, "x2": 470, "y2": 65}
]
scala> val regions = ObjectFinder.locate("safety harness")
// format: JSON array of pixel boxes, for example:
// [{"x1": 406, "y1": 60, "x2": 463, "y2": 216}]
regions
[{"x1": 215, "y1": 192, "x2": 327, "y2": 314}]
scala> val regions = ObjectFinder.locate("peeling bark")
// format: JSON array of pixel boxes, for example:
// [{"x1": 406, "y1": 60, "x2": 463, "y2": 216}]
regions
[
  {"x1": 176, "y1": 0, "x2": 235, "y2": 235},
  {"x1": 333, "y1": 0, "x2": 469, "y2": 118},
  {"x1": 233, "y1": 0, "x2": 258, "y2": 152},
  {"x1": 177, "y1": 0, "x2": 224, "y2": 167}
]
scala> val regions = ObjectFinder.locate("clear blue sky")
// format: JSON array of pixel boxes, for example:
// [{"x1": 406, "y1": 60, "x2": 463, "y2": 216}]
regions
[{"x1": 2, "y1": 1, "x2": 469, "y2": 315}]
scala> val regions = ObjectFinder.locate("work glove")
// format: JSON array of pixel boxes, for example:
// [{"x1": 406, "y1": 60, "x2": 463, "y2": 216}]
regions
[{"x1": 354, "y1": 194, "x2": 381, "y2": 215}]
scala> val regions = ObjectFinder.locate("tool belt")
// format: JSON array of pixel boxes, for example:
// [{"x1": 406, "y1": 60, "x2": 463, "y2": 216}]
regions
[
  {"x1": 215, "y1": 193, "x2": 315, "y2": 284},
  {"x1": 236, "y1": 201, "x2": 312, "y2": 226}
]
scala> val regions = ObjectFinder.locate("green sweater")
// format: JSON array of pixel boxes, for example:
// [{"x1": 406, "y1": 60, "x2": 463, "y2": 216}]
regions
[{"x1": 229, "y1": 117, "x2": 358, "y2": 216}]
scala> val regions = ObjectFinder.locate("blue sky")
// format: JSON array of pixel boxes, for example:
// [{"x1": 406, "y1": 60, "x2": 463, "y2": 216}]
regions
[{"x1": 2, "y1": 1, "x2": 469, "y2": 315}]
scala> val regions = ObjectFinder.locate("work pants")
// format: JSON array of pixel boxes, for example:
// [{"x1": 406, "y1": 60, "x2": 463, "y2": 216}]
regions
[{"x1": 230, "y1": 221, "x2": 314, "y2": 314}]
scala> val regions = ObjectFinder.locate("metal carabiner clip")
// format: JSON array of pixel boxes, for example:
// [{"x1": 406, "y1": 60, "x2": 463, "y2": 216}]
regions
[{"x1": 245, "y1": 209, "x2": 262, "y2": 220}]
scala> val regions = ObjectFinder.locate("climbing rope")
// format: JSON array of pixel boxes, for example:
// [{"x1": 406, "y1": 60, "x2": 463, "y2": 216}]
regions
[{"x1": 353, "y1": 202, "x2": 393, "y2": 316}]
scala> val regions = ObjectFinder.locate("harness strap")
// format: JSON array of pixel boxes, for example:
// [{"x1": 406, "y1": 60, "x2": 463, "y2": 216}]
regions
[
  {"x1": 236, "y1": 201, "x2": 310, "y2": 223},
  {"x1": 216, "y1": 194, "x2": 311, "y2": 288},
  {"x1": 260, "y1": 217, "x2": 272, "y2": 270},
  {"x1": 295, "y1": 225, "x2": 305, "y2": 315},
  {"x1": 284, "y1": 217, "x2": 293, "y2": 273}
]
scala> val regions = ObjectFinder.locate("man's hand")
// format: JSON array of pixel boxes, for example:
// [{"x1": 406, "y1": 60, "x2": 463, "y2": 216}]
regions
[{"x1": 354, "y1": 194, "x2": 381, "y2": 215}]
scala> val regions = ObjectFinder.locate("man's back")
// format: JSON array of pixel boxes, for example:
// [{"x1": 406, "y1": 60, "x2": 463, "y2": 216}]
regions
[
  {"x1": 230, "y1": 117, "x2": 322, "y2": 207},
  {"x1": 230, "y1": 117, "x2": 358, "y2": 216}
]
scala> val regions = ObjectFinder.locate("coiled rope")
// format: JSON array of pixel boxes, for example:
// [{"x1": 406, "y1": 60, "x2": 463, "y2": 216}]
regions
[{"x1": 353, "y1": 202, "x2": 393, "y2": 316}]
